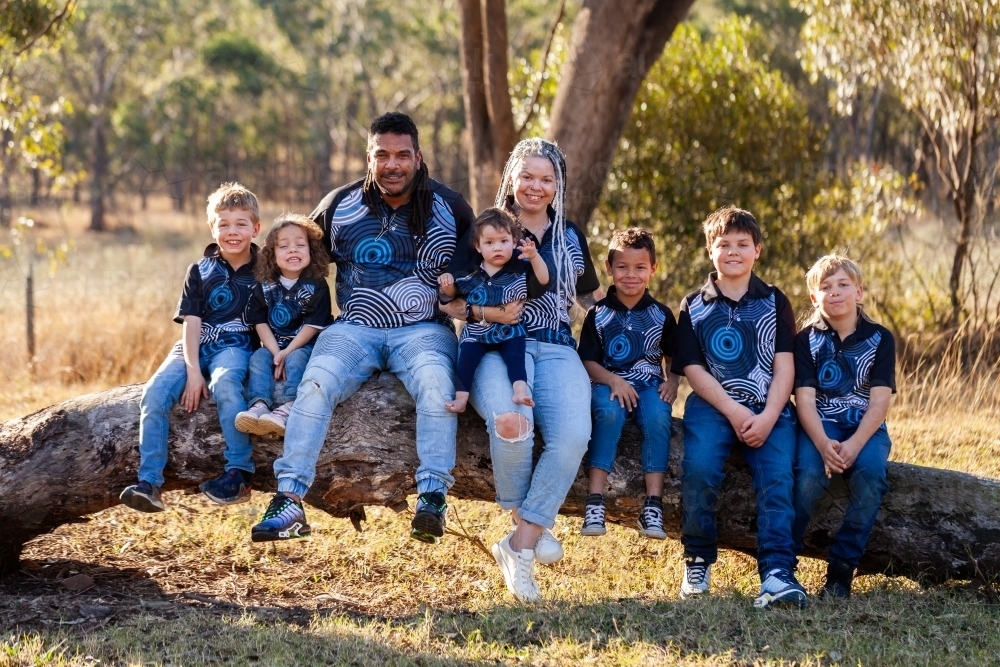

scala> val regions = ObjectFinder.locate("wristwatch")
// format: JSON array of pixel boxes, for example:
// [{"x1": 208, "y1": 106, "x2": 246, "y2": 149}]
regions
[{"x1": 465, "y1": 302, "x2": 476, "y2": 324}]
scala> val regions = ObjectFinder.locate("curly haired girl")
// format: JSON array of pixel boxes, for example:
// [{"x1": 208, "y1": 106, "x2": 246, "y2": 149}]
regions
[{"x1": 235, "y1": 213, "x2": 332, "y2": 436}]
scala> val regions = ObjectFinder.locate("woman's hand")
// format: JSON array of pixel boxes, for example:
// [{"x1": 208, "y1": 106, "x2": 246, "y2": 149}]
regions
[{"x1": 492, "y1": 299, "x2": 525, "y2": 325}]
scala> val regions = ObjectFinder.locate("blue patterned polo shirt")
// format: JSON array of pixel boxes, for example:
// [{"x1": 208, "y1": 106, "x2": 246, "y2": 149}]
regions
[
  {"x1": 247, "y1": 278, "x2": 332, "y2": 348},
  {"x1": 795, "y1": 311, "x2": 896, "y2": 426}
]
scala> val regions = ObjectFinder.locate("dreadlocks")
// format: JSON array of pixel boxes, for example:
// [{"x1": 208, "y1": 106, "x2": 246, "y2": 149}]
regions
[
  {"x1": 495, "y1": 138, "x2": 576, "y2": 307},
  {"x1": 362, "y1": 111, "x2": 434, "y2": 240}
]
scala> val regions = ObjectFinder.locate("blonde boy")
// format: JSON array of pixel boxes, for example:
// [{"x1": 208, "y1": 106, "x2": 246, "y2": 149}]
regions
[
  {"x1": 791, "y1": 255, "x2": 896, "y2": 598},
  {"x1": 120, "y1": 183, "x2": 261, "y2": 512}
]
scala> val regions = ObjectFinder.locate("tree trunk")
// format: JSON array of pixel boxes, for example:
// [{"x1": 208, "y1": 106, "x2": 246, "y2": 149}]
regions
[
  {"x1": 481, "y1": 0, "x2": 517, "y2": 166},
  {"x1": 548, "y1": 0, "x2": 695, "y2": 227},
  {"x1": 3, "y1": 376, "x2": 1000, "y2": 583},
  {"x1": 89, "y1": 115, "x2": 107, "y2": 232}
]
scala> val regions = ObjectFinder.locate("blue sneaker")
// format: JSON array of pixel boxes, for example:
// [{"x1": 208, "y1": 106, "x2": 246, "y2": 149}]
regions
[
  {"x1": 754, "y1": 568, "x2": 808, "y2": 609},
  {"x1": 199, "y1": 469, "x2": 252, "y2": 505},
  {"x1": 410, "y1": 492, "x2": 447, "y2": 543},
  {"x1": 251, "y1": 493, "x2": 311, "y2": 542},
  {"x1": 119, "y1": 481, "x2": 165, "y2": 513}
]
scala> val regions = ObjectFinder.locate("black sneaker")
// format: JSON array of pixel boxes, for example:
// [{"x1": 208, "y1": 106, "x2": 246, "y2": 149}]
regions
[
  {"x1": 581, "y1": 493, "x2": 606, "y2": 536},
  {"x1": 251, "y1": 493, "x2": 311, "y2": 542},
  {"x1": 410, "y1": 492, "x2": 447, "y2": 543},
  {"x1": 199, "y1": 469, "x2": 252, "y2": 505},
  {"x1": 820, "y1": 559, "x2": 854, "y2": 599},
  {"x1": 119, "y1": 481, "x2": 165, "y2": 513},
  {"x1": 637, "y1": 496, "x2": 667, "y2": 539}
]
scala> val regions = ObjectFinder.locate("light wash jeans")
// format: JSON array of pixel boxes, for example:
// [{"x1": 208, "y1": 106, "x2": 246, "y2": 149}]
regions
[
  {"x1": 792, "y1": 421, "x2": 891, "y2": 568},
  {"x1": 138, "y1": 343, "x2": 253, "y2": 486},
  {"x1": 273, "y1": 321, "x2": 458, "y2": 499},
  {"x1": 587, "y1": 383, "x2": 672, "y2": 474},
  {"x1": 469, "y1": 340, "x2": 591, "y2": 529},
  {"x1": 246, "y1": 344, "x2": 314, "y2": 407},
  {"x1": 681, "y1": 393, "x2": 798, "y2": 576}
]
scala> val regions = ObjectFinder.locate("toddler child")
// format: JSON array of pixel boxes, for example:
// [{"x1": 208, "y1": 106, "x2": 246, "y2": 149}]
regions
[
  {"x1": 792, "y1": 255, "x2": 895, "y2": 598},
  {"x1": 120, "y1": 182, "x2": 261, "y2": 512},
  {"x1": 577, "y1": 227, "x2": 679, "y2": 540},
  {"x1": 235, "y1": 213, "x2": 332, "y2": 437},
  {"x1": 438, "y1": 207, "x2": 549, "y2": 413},
  {"x1": 672, "y1": 206, "x2": 804, "y2": 608}
]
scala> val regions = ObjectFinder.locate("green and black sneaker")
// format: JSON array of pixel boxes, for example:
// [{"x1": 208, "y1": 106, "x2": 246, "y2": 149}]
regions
[
  {"x1": 410, "y1": 492, "x2": 447, "y2": 544},
  {"x1": 251, "y1": 493, "x2": 311, "y2": 542}
]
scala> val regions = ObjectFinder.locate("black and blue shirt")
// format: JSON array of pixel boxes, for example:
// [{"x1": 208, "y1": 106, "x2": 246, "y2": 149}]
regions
[
  {"x1": 451, "y1": 218, "x2": 600, "y2": 347},
  {"x1": 310, "y1": 178, "x2": 475, "y2": 328},
  {"x1": 452, "y1": 256, "x2": 546, "y2": 345},
  {"x1": 578, "y1": 287, "x2": 677, "y2": 389},
  {"x1": 795, "y1": 312, "x2": 896, "y2": 426},
  {"x1": 174, "y1": 244, "x2": 258, "y2": 357},
  {"x1": 247, "y1": 278, "x2": 333, "y2": 349},
  {"x1": 672, "y1": 272, "x2": 796, "y2": 407}
]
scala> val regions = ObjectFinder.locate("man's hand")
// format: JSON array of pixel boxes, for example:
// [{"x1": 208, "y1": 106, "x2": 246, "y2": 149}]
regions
[
  {"x1": 181, "y1": 371, "x2": 209, "y2": 412},
  {"x1": 739, "y1": 410, "x2": 778, "y2": 448},
  {"x1": 607, "y1": 376, "x2": 639, "y2": 411},
  {"x1": 658, "y1": 375, "x2": 679, "y2": 404}
]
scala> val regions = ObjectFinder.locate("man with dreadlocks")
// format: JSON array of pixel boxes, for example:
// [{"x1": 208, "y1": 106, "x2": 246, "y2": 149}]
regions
[{"x1": 250, "y1": 111, "x2": 475, "y2": 545}]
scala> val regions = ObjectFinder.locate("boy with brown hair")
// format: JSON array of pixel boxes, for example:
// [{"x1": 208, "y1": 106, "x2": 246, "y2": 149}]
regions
[
  {"x1": 120, "y1": 182, "x2": 261, "y2": 512},
  {"x1": 672, "y1": 205, "x2": 805, "y2": 608},
  {"x1": 577, "y1": 227, "x2": 679, "y2": 540},
  {"x1": 792, "y1": 254, "x2": 895, "y2": 598}
]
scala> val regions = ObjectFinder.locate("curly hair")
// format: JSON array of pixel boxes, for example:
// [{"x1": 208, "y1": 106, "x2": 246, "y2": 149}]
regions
[
  {"x1": 254, "y1": 213, "x2": 331, "y2": 283},
  {"x1": 608, "y1": 227, "x2": 656, "y2": 265}
]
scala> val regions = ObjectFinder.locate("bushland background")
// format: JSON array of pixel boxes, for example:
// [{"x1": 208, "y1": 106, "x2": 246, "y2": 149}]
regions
[{"x1": 1, "y1": 0, "x2": 999, "y2": 664}]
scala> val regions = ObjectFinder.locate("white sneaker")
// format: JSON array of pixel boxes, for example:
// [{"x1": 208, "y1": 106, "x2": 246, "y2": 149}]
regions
[
  {"x1": 234, "y1": 401, "x2": 271, "y2": 435},
  {"x1": 259, "y1": 402, "x2": 292, "y2": 436},
  {"x1": 491, "y1": 532, "x2": 541, "y2": 602},
  {"x1": 679, "y1": 557, "x2": 711, "y2": 599},
  {"x1": 534, "y1": 528, "x2": 564, "y2": 565}
]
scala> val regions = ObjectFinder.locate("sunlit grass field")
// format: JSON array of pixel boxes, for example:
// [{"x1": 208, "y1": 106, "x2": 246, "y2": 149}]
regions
[{"x1": 2, "y1": 201, "x2": 1000, "y2": 666}]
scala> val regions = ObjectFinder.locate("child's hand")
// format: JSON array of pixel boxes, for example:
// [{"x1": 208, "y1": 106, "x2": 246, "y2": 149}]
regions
[
  {"x1": 517, "y1": 237, "x2": 538, "y2": 260},
  {"x1": 817, "y1": 438, "x2": 847, "y2": 475},
  {"x1": 835, "y1": 437, "x2": 862, "y2": 471},
  {"x1": 181, "y1": 372, "x2": 209, "y2": 413},
  {"x1": 608, "y1": 376, "x2": 639, "y2": 411},
  {"x1": 438, "y1": 273, "x2": 455, "y2": 288},
  {"x1": 658, "y1": 375, "x2": 679, "y2": 404},
  {"x1": 726, "y1": 404, "x2": 755, "y2": 443},
  {"x1": 739, "y1": 411, "x2": 778, "y2": 448},
  {"x1": 273, "y1": 350, "x2": 288, "y2": 381}
]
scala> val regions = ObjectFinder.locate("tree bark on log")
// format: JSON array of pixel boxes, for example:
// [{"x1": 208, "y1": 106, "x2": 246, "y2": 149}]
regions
[{"x1": 3, "y1": 375, "x2": 1000, "y2": 583}]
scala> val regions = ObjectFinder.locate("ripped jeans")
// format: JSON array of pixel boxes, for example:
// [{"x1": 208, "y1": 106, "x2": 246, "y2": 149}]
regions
[
  {"x1": 272, "y1": 321, "x2": 458, "y2": 500},
  {"x1": 469, "y1": 339, "x2": 591, "y2": 529}
]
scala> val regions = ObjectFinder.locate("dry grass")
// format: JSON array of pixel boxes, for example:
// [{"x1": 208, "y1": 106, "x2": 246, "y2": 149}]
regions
[{"x1": 3, "y1": 201, "x2": 1000, "y2": 665}]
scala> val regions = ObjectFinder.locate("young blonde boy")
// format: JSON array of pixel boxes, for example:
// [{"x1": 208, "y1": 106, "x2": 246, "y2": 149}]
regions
[
  {"x1": 672, "y1": 206, "x2": 804, "y2": 608},
  {"x1": 791, "y1": 255, "x2": 896, "y2": 598},
  {"x1": 120, "y1": 183, "x2": 261, "y2": 512}
]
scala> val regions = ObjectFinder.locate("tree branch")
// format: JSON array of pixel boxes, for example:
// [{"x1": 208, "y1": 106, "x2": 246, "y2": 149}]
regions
[{"x1": 516, "y1": 0, "x2": 566, "y2": 136}]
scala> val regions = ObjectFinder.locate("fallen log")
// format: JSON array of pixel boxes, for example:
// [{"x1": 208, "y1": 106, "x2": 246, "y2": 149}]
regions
[{"x1": 2, "y1": 374, "x2": 1000, "y2": 582}]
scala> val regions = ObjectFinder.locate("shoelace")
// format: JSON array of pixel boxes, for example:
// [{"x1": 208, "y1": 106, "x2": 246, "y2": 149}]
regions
[
  {"x1": 271, "y1": 403, "x2": 292, "y2": 420},
  {"x1": 514, "y1": 550, "x2": 540, "y2": 596},
  {"x1": 583, "y1": 503, "x2": 605, "y2": 526},
  {"x1": 262, "y1": 496, "x2": 301, "y2": 524},
  {"x1": 686, "y1": 562, "x2": 708, "y2": 585},
  {"x1": 640, "y1": 505, "x2": 663, "y2": 529},
  {"x1": 765, "y1": 569, "x2": 798, "y2": 587}
]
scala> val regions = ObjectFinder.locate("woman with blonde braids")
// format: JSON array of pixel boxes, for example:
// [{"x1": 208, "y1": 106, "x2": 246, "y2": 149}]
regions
[{"x1": 442, "y1": 139, "x2": 601, "y2": 601}]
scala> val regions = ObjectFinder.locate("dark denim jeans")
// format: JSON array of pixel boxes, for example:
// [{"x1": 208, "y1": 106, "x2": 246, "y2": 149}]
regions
[
  {"x1": 680, "y1": 393, "x2": 798, "y2": 575},
  {"x1": 587, "y1": 383, "x2": 672, "y2": 474},
  {"x1": 792, "y1": 421, "x2": 891, "y2": 568}
]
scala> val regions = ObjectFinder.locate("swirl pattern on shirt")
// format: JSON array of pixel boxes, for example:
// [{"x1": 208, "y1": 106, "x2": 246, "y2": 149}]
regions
[
  {"x1": 458, "y1": 266, "x2": 529, "y2": 345},
  {"x1": 809, "y1": 328, "x2": 882, "y2": 426}
]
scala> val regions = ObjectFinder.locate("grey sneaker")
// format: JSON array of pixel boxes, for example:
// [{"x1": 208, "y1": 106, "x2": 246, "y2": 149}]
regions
[
  {"x1": 259, "y1": 402, "x2": 292, "y2": 437},
  {"x1": 680, "y1": 557, "x2": 711, "y2": 599},
  {"x1": 235, "y1": 401, "x2": 271, "y2": 435},
  {"x1": 491, "y1": 531, "x2": 541, "y2": 602},
  {"x1": 119, "y1": 481, "x2": 165, "y2": 513},
  {"x1": 754, "y1": 568, "x2": 808, "y2": 609}
]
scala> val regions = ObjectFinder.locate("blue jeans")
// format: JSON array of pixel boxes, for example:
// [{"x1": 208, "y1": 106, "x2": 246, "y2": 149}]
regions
[
  {"x1": 680, "y1": 393, "x2": 797, "y2": 575},
  {"x1": 587, "y1": 383, "x2": 672, "y2": 474},
  {"x1": 273, "y1": 321, "x2": 458, "y2": 499},
  {"x1": 138, "y1": 343, "x2": 253, "y2": 486},
  {"x1": 469, "y1": 340, "x2": 591, "y2": 529},
  {"x1": 246, "y1": 344, "x2": 314, "y2": 407},
  {"x1": 792, "y1": 421, "x2": 891, "y2": 569}
]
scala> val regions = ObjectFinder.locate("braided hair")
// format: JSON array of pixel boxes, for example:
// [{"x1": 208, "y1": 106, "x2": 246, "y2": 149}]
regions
[
  {"x1": 362, "y1": 111, "x2": 434, "y2": 240},
  {"x1": 495, "y1": 138, "x2": 576, "y2": 307}
]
